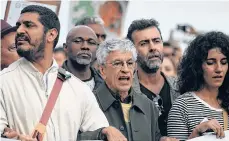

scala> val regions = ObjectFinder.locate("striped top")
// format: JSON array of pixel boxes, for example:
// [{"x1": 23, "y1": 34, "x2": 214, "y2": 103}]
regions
[{"x1": 167, "y1": 92, "x2": 229, "y2": 141}]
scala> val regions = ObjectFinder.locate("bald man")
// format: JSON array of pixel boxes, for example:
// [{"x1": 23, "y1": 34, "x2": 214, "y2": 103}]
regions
[{"x1": 62, "y1": 26, "x2": 104, "y2": 91}]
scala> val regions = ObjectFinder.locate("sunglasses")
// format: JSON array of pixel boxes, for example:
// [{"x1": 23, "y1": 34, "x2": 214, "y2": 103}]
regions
[{"x1": 153, "y1": 95, "x2": 165, "y2": 115}]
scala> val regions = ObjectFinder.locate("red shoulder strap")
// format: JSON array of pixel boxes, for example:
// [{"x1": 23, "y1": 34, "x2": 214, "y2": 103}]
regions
[{"x1": 32, "y1": 68, "x2": 71, "y2": 141}]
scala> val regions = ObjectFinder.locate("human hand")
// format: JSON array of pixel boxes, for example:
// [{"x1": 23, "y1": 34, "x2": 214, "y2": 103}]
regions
[
  {"x1": 195, "y1": 119, "x2": 225, "y2": 139},
  {"x1": 2, "y1": 127, "x2": 18, "y2": 139},
  {"x1": 160, "y1": 136, "x2": 179, "y2": 141},
  {"x1": 102, "y1": 126, "x2": 127, "y2": 141},
  {"x1": 3, "y1": 127, "x2": 37, "y2": 141},
  {"x1": 18, "y1": 134, "x2": 37, "y2": 141}
]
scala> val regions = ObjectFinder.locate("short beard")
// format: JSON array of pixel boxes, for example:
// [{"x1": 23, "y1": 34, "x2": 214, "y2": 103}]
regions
[
  {"x1": 69, "y1": 51, "x2": 92, "y2": 66},
  {"x1": 137, "y1": 51, "x2": 163, "y2": 74},
  {"x1": 17, "y1": 35, "x2": 45, "y2": 62},
  {"x1": 137, "y1": 59, "x2": 161, "y2": 74},
  {"x1": 76, "y1": 58, "x2": 92, "y2": 65}
]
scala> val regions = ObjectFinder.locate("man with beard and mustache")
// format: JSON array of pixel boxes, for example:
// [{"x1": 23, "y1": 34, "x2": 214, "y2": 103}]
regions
[
  {"x1": 62, "y1": 25, "x2": 104, "y2": 91},
  {"x1": 0, "y1": 5, "x2": 126, "y2": 141},
  {"x1": 127, "y1": 19, "x2": 180, "y2": 136}
]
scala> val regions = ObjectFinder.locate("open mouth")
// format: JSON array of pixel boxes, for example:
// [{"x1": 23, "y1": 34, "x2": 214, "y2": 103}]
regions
[{"x1": 118, "y1": 76, "x2": 130, "y2": 81}]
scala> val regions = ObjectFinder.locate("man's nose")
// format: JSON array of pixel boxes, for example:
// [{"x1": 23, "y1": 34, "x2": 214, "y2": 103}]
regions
[
  {"x1": 121, "y1": 62, "x2": 130, "y2": 72},
  {"x1": 80, "y1": 41, "x2": 90, "y2": 50},
  {"x1": 16, "y1": 25, "x2": 26, "y2": 34}
]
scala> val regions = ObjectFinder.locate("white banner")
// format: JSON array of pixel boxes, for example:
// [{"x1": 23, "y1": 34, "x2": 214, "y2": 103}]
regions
[{"x1": 188, "y1": 130, "x2": 229, "y2": 141}]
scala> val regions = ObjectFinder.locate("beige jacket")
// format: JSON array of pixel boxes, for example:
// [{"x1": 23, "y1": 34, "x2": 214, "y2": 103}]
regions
[{"x1": 0, "y1": 58, "x2": 108, "y2": 141}]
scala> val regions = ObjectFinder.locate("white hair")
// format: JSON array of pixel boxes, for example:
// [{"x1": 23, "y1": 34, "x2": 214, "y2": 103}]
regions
[{"x1": 96, "y1": 39, "x2": 137, "y2": 65}]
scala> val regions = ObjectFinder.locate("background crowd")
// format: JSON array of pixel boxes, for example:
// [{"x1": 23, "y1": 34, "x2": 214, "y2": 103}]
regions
[{"x1": 0, "y1": 1, "x2": 229, "y2": 141}]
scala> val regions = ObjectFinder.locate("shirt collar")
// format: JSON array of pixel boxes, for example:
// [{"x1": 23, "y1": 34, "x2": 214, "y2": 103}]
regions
[
  {"x1": 96, "y1": 83, "x2": 146, "y2": 114},
  {"x1": 20, "y1": 57, "x2": 58, "y2": 73}
]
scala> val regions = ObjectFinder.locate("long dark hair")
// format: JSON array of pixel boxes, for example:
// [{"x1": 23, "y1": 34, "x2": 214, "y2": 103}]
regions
[{"x1": 178, "y1": 31, "x2": 229, "y2": 112}]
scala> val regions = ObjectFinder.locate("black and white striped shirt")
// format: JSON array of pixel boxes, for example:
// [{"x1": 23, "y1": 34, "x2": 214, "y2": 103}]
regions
[{"x1": 167, "y1": 92, "x2": 229, "y2": 141}]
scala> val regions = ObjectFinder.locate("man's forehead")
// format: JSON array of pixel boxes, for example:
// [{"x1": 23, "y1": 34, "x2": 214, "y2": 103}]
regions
[
  {"x1": 132, "y1": 27, "x2": 161, "y2": 42},
  {"x1": 107, "y1": 51, "x2": 133, "y2": 60},
  {"x1": 68, "y1": 27, "x2": 97, "y2": 40},
  {"x1": 17, "y1": 12, "x2": 40, "y2": 23}
]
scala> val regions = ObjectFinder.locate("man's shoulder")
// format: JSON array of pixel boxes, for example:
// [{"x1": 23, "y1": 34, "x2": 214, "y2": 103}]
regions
[
  {"x1": 0, "y1": 58, "x2": 23, "y2": 77},
  {"x1": 132, "y1": 89, "x2": 155, "y2": 107}
]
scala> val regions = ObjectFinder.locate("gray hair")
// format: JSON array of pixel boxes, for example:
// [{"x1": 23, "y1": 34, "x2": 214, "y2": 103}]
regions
[
  {"x1": 96, "y1": 39, "x2": 137, "y2": 65},
  {"x1": 75, "y1": 16, "x2": 104, "y2": 26}
]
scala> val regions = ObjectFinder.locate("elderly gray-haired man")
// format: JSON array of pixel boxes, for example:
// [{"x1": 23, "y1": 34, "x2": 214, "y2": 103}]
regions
[{"x1": 91, "y1": 39, "x2": 178, "y2": 141}]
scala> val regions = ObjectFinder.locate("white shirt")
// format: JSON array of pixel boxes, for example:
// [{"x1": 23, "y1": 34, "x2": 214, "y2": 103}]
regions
[{"x1": 0, "y1": 58, "x2": 109, "y2": 141}]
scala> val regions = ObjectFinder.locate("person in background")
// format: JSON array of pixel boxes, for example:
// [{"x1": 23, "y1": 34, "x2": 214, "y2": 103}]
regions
[
  {"x1": 53, "y1": 47, "x2": 67, "y2": 67},
  {"x1": 162, "y1": 57, "x2": 177, "y2": 77},
  {"x1": 75, "y1": 16, "x2": 107, "y2": 70},
  {"x1": 1, "y1": 19, "x2": 20, "y2": 70},
  {"x1": 0, "y1": 5, "x2": 125, "y2": 141},
  {"x1": 92, "y1": 39, "x2": 177, "y2": 141},
  {"x1": 167, "y1": 31, "x2": 229, "y2": 140},
  {"x1": 62, "y1": 25, "x2": 103, "y2": 91},
  {"x1": 127, "y1": 18, "x2": 180, "y2": 136},
  {"x1": 163, "y1": 42, "x2": 174, "y2": 59}
]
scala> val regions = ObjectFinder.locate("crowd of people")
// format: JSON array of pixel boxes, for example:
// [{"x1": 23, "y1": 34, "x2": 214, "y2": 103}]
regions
[{"x1": 0, "y1": 5, "x2": 228, "y2": 141}]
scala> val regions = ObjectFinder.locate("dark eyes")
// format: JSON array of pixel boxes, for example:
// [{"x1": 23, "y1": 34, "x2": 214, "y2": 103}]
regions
[
  {"x1": 16, "y1": 22, "x2": 34, "y2": 29},
  {"x1": 25, "y1": 22, "x2": 33, "y2": 28},
  {"x1": 139, "y1": 39, "x2": 162, "y2": 46},
  {"x1": 206, "y1": 59, "x2": 228, "y2": 65},
  {"x1": 73, "y1": 38, "x2": 97, "y2": 46}
]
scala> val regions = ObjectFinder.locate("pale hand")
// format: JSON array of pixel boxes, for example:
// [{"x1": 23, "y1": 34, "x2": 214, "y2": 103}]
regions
[{"x1": 102, "y1": 126, "x2": 127, "y2": 141}]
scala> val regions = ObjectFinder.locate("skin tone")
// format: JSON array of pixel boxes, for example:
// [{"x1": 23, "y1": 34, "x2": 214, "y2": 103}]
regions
[
  {"x1": 163, "y1": 46, "x2": 174, "y2": 58},
  {"x1": 162, "y1": 57, "x2": 176, "y2": 77},
  {"x1": 100, "y1": 50, "x2": 135, "y2": 101},
  {"x1": 53, "y1": 51, "x2": 66, "y2": 67},
  {"x1": 189, "y1": 48, "x2": 228, "y2": 139},
  {"x1": 3, "y1": 12, "x2": 58, "y2": 140},
  {"x1": 132, "y1": 26, "x2": 165, "y2": 95},
  {"x1": 1, "y1": 31, "x2": 20, "y2": 70},
  {"x1": 87, "y1": 23, "x2": 106, "y2": 44},
  {"x1": 86, "y1": 24, "x2": 106, "y2": 70},
  {"x1": 64, "y1": 26, "x2": 98, "y2": 81},
  {"x1": 132, "y1": 26, "x2": 178, "y2": 141},
  {"x1": 15, "y1": 12, "x2": 58, "y2": 74},
  {"x1": 5, "y1": 14, "x2": 126, "y2": 141}
]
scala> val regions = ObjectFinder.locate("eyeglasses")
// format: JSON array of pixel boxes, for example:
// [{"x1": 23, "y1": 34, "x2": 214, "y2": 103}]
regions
[
  {"x1": 107, "y1": 60, "x2": 135, "y2": 69},
  {"x1": 72, "y1": 37, "x2": 98, "y2": 46},
  {"x1": 96, "y1": 34, "x2": 106, "y2": 41}
]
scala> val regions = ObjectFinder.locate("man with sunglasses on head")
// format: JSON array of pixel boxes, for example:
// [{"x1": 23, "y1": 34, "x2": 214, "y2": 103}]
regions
[
  {"x1": 127, "y1": 19, "x2": 180, "y2": 136},
  {"x1": 75, "y1": 16, "x2": 107, "y2": 70},
  {"x1": 62, "y1": 25, "x2": 103, "y2": 91}
]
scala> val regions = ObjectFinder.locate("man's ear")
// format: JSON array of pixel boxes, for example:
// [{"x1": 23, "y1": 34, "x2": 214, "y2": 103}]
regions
[
  {"x1": 99, "y1": 65, "x2": 106, "y2": 80},
  {"x1": 63, "y1": 43, "x2": 68, "y2": 52},
  {"x1": 47, "y1": 28, "x2": 58, "y2": 43}
]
